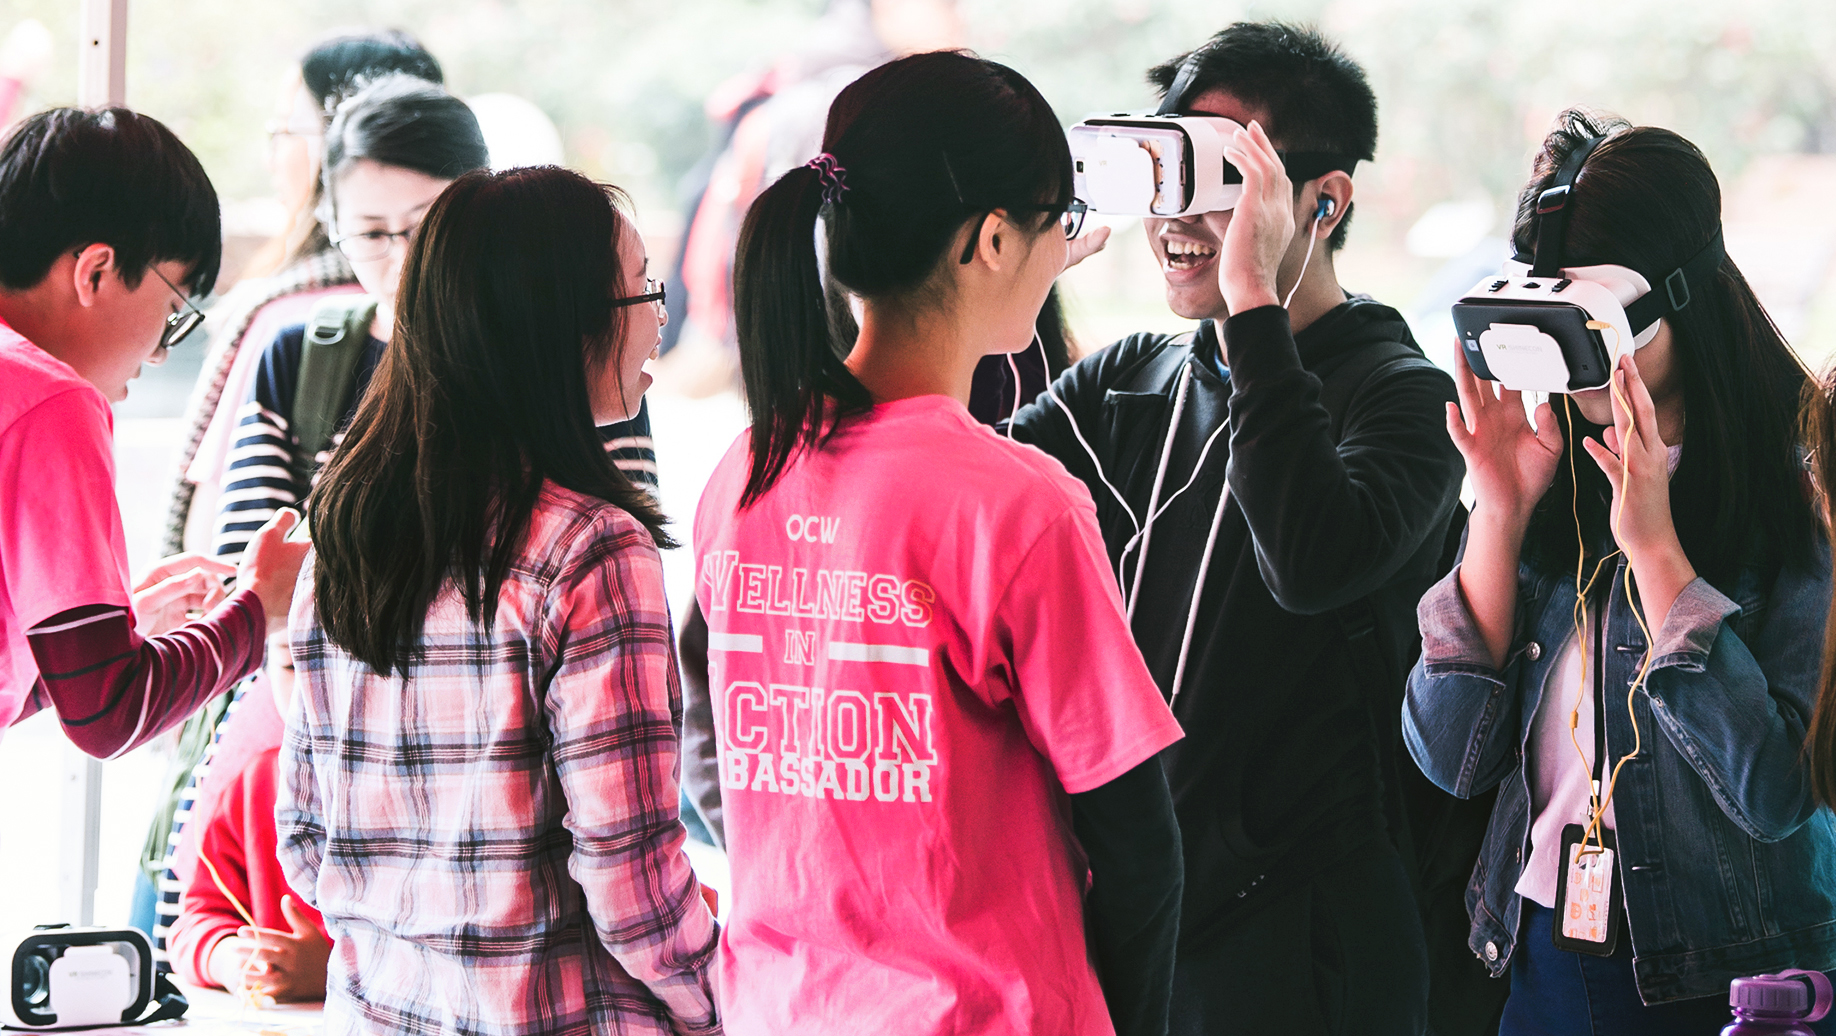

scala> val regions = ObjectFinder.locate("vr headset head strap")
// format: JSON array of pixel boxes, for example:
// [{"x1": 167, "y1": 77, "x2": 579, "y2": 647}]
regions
[
  {"x1": 1154, "y1": 50, "x2": 1361, "y2": 182},
  {"x1": 1529, "y1": 133, "x2": 1607, "y2": 278},
  {"x1": 1623, "y1": 228, "x2": 1725, "y2": 334},
  {"x1": 1157, "y1": 51, "x2": 1205, "y2": 116}
]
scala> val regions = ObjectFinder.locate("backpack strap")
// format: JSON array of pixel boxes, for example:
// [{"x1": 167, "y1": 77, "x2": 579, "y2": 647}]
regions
[{"x1": 291, "y1": 295, "x2": 378, "y2": 489}]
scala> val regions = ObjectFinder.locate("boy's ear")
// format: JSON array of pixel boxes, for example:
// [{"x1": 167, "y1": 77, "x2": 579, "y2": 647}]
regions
[{"x1": 70, "y1": 243, "x2": 117, "y2": 308}]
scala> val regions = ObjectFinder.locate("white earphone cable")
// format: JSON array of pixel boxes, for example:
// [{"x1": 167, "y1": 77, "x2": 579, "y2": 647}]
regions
[{"x1": 1282, "y1": 207, "x2": 1325, "y2": 311}]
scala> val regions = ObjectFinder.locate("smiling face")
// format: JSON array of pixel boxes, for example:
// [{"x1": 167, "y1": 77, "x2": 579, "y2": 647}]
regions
[
  {"x1": 589, "y1": 213, "x2": 665, "y2": 425},
  {"x1": 1143, "y1": 88, "x2": 1276, "y2": 322},
  {"x1": 330, "y1": 158, "x2": 454, "y2": 335}
]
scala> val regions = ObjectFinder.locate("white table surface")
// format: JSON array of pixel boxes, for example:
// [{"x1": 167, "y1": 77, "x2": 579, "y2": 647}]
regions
[{"x1": 115, "y1": 982, "x2": 322, "y2": 1035}]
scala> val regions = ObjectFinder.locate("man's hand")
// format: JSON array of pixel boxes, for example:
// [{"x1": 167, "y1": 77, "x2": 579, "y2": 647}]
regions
[
  {"x1": 239, "y1": 896, "x2": 331, "y2": 1003},
  {"x1": 239, "y1": 509, "x2": 309, "y2": 636},
  {"x1": 1217, "y1": 121, "x2": 1294, "y2": 315},
  {"x1": 132, "y1": 554, "x2": 235, "y2": 637},
  {"x1": 1063, "y1": 225, "x2": 1112, "y2": 272}
]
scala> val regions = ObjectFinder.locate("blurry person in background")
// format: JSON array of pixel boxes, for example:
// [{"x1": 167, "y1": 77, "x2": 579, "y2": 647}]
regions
[
  {"x1": 279, "y1": 166, "x2": 715, "y2": 1034},
  {"x1": 159, "y1": 29, "x2": 445, "y2": 562},
  {"x1": 658, "y1": 0, "x2": 961, "y2": 394},
  {"x1": 0, "y1": 19, "x2": 52, "y2": 134},
  {"x1": 169, "y1": 634, "x2": 331, "y2": 1004},
  {"x1": 1813, "y1": 364, "x2": 1836, "y2": 814},
  {"x1": 0, "y1": 107, "x2": 307, "y2": 757},
  {"x1": 210, "y1": 74, "x2": 491, "y2": 564}
]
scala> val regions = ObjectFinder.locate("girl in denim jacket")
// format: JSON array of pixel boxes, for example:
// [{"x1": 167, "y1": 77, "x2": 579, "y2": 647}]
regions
[{"x1": 1405, "y1": 109, "x2": 1836, "y2": 1034}]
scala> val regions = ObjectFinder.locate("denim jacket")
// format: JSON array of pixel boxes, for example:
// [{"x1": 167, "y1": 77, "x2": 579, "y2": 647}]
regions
[{"x1": 1403, "y1": 535, "x2": 1836, "y2": 1003}]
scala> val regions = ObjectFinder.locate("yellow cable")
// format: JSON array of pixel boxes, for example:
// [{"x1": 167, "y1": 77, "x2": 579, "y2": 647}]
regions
[
  {"x1": 196, "y1": 849, "x2": 284, "y2": 1007},
  {"x1": 1577, "y1": 323, "x2": 1656, "y2": 856},
  {"x1": 1562, "y1": 395, "x2": 1615, "y2": 838}
]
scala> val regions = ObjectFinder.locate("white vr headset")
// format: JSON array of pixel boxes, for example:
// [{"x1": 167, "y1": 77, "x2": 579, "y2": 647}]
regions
[
  {"x1": 1067, "y1": 54, "x2": 1357, "y2": 218},
  {"x1": 1451, "y1": 134, "x2": 1725, "y2": 393},
  {"x1": 3, "y1": 926, "x2": 187, "y2": 1029}
]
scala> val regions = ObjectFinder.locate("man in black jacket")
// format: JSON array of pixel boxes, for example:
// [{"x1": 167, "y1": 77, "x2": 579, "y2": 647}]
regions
[{"x1": 1008, "y1": 23, "x2": 1466, "y2": 1035}]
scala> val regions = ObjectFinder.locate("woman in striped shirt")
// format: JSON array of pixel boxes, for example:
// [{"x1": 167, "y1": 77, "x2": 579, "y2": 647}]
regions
[
  {"x1": 212, "y1": 76, "x2": 663, "y2": 567},
  {"x1": 276, "y1": 166, "x2": 717, "y2": 1034}
]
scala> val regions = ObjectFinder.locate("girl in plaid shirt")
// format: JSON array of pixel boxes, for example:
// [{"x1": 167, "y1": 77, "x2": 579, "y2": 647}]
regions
[{"x1": 276, "y1": 166, "x2": 718, "y2": 1035}]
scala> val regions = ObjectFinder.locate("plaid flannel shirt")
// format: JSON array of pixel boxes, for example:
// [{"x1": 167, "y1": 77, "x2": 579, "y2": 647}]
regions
[{"x1": 277, "y1": 483, "x2": 720, "y2": 1035}]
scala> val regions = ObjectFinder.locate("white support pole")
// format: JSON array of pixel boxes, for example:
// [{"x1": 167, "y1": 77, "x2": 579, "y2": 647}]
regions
[
  {"x1": 62, "y1": 0, "x2": 127, "y2": 929},
  {"x1": 76, "y1": 0, "x2": 128, "y2": 108},
  {"x1": 57, "y1": 747, "x2": 103, "y2": 926}
]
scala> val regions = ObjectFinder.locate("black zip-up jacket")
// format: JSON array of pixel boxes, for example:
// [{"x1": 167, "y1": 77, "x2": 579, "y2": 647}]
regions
[{"x1": 1009, "y1": 298, "x2": 1462, "y2": 944}]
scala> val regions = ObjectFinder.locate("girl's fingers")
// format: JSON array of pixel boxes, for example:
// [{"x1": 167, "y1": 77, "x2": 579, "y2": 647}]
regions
[
  {"x1": 1445, "y1": 401, "x2": 1474, "y2": 453},
  {"x1": 1603, "y1": 424, "x2": 1621, "y2": 456},
  {"x1": 1532, "y1": 401, "x2": 1564, "y2": 452},
  {"x1": 1450, "y1": 345, "x2": 1484, "y2": 419},
  {"x1": 1610, "y1": 370, "x2": 1637, "y2": 454},
  {"x1": 1622, "y1": 354, "x2": 1663, "y2": 449},
  {"x1": 1583, "y1": 436, "x2": 1624, "y2": 494}
]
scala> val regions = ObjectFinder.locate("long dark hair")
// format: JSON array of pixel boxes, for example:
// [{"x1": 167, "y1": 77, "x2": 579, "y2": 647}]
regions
[
  {"x1": 1805, "y1": 368, "x2": 1836, "y2": 808},
  {"x1": 1517, "y1": 110, "x2": 1814, "y2": 589},
  {"x1": 309, "y1": 166, "x2": 672, "y2": 675},
  {"x1": 732, "y1": 49, "x2": 1073, "y2": 505}
]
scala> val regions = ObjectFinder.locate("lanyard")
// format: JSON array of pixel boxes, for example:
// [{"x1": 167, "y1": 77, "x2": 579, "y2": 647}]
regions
[{"x1": 1591, "y1": 593, "x2": 1609, "y2": 822}]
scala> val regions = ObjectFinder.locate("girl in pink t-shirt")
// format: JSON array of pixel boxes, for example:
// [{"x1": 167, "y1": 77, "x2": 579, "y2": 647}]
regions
[{"x1": 692, "y1": 51, "x2": 1184, "y2": 1036}]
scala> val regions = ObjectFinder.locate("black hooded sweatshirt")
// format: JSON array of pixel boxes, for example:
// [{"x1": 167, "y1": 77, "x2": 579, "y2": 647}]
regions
[{"x1": 1009, "y1": 298, "x2": 1463, "y2": 946}]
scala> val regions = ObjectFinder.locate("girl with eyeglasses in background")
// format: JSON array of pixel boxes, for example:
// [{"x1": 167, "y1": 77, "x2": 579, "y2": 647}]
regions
[
  {"x1": 209, "y1": 74, "x2": 490, "y2": 564},
  {"x1": 691, "y1": 49, "x2": 1183, "y2": 1036}
]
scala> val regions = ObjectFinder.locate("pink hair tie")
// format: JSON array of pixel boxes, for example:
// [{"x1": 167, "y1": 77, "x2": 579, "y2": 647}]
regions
[{"x1": 806, "y1": 153, "x2": 849, "y2": 205}]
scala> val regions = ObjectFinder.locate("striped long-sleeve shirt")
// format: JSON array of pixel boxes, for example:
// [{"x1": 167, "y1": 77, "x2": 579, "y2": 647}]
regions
[
  {"x1": 213, "y1": 323, "x2": 659, "y2": 562},
  {"x1": 277, "y1": 482, "x2": 717, "y2": 1035}
]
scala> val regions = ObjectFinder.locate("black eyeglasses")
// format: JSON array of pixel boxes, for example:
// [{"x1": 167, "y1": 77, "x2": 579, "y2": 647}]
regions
[
  {"x1": 150, "y1": 267, "x2": 206, "y2": 352},
  {"x1": 611, "y1": 278, "x2": 667, "y2": 309},
  {"x1": 957, "y1": 201, "x2": 1090, "y2": 264}
]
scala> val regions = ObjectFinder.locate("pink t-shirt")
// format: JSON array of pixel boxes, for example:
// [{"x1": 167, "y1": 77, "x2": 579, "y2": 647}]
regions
[
  {"x1": 0, "y1": 320, "x2": 132, "y2": 725},
  {"x1": 693, "y1": 394, "x2": 1182, "y2": 1036}
]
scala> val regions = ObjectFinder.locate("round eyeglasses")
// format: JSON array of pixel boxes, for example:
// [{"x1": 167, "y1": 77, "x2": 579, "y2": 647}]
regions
[{"x1": 331, "y1": 223, "x2": 421, "y2": 264}]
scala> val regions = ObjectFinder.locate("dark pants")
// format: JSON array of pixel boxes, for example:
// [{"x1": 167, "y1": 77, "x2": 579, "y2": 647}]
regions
[
  {"x1": 1499, "y1": 903, "x2": 1836, "y2": 1036},
  {"x1": 1171, "y1": 843, "x2": 1428, "y2": 1036}
]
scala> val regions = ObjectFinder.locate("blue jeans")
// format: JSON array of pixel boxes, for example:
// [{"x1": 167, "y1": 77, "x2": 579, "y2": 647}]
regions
[{"x1": 1500, "y1": 904, "x2": 1836, "y2": 1036}]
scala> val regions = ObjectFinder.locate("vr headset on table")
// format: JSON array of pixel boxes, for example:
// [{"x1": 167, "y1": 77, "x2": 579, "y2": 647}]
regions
[
  {"x1": 3, "y1": 926, "x2": 188, "y2": 1030},
  {"x1": 1068, "y1": 55, "x2": 1357, "y2": 218},
  {"x1": 1450, "y1": 134, "x2": 1725, "y2": 393}
]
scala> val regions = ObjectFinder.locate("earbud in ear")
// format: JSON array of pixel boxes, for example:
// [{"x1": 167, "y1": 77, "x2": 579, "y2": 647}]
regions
[{"x1": 1316, "y1": 197, "x2": 1335, "y2": 221}]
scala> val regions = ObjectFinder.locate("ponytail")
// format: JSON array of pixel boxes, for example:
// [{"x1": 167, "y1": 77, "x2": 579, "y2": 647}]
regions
[
  {"x1": 731, "y1": 51, "x2": 1072, "y2": 507},
  {"x1": 733, "y1": 165, "x2": 872, "y2": 507}
]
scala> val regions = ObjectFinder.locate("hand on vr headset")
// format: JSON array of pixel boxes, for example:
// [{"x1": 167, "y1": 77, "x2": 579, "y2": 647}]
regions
[
  {"x1": 1582, "y1": 354, "x2": 1691, "y2": 590},
  {"x1": 1216, "y1": 121, "x2": 1296, "y2": 315},
  {"x1": 1446, "y1": 344, "x2": 1565, "y2": 533}
]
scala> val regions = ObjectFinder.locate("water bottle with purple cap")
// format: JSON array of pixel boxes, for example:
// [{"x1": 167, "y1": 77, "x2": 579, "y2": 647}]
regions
[{"x1": 1722, "y1": 969, "x2": 1833, "y2": 1035}]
